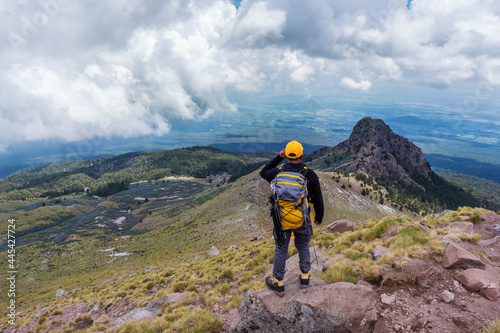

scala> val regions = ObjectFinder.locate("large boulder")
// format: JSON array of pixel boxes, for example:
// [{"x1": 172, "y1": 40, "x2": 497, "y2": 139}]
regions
[
  {"x1": 231, "y1": 282, "x2": 377, "y2": 333},
  {"x1": 372, "y1": 245, "x2": 390, "y2": 260},
  {"x1": 441, "y1": 242, "x2": 485, "y2": 270},
  {"x1": 55, "y1": 289, "x2": 69, "y2": 297},
  {"x1": 323, "y1": 219, "x2": 355, "y2": 234},
  {"x1": 454, "y1": 268, "x2": 500, "y2": 301},
  {"x1": 207, "y1": 246, "x2": 220, "y2": 257},
  {"x1": 323, "y1": 254, "x2": 345, "y2": 271},
  {"x1": 447, "y1": 221, "x2": 474, "y2": 233},
  {"x1": 144, "y1": 291, "x2": 191, "y2": 316},
  {"x1": 106, "y1": 308, "x2": 156, "y2": 331},
  {"x1": 381, "y1": 258, "x2": 430, "y2": 287}
]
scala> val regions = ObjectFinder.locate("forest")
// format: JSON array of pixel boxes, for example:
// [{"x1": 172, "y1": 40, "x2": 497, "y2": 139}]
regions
[{"x1": 0, "y1": 147, "x2": 274, "y2": 201}]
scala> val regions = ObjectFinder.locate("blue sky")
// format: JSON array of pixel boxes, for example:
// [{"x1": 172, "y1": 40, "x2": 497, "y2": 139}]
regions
[{"x1": 0, "y1": 0, "x2": 499, "y2": 159}]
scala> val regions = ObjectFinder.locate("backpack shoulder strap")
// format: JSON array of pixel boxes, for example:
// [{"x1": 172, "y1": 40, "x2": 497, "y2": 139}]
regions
[{"x1": 300, "y1": 166, "x2": 309, "y2": 179}]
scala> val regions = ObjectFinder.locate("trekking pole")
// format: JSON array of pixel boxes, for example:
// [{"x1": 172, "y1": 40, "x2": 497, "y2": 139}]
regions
[
  {"x1": 311, "y1": 221, "x2": 319, "y2": 270},
  {"x1": 312, "y1": 237, "x2": 319, "y2": 270}
]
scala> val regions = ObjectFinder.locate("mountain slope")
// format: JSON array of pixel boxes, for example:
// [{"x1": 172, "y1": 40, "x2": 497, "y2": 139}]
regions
[
  {"x1": 436, "y1": 171, "x2": 500, "y2": 211},
  {"x1": 0, "y1": 164, "x2": 398, "y2": 329},
  {"x1": 133, "y1": 168, "x2": 398, "y2": 252}
]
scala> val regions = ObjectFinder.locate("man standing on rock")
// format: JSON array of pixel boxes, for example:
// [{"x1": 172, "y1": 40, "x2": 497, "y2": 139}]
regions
[{"x1": 260, "y1": 140, "x2": 324, "y2": 296}]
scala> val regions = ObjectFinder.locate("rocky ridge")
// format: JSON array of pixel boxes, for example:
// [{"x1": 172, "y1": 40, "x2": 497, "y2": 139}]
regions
[
  {"x1": 307, "y1": 117, "x2": 431, "y2": 188},
  {"x1": 307, "y1": 117, "x2": 480, "y2": 212}
]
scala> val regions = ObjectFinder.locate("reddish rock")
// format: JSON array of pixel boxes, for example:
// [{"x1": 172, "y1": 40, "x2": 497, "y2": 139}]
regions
[
  {"x1": 373, "y1": 318, "x2": 390, "y2": 333},
  {"x1": 232, "y1": 282, "x2": 377, "y2": 333},
  {"x1": 454, "y1": 268, "x2": 500, "y2": 301},
  {"x1": 479, "y1": 288, "x2": 500, "y2": 302},
  {"x1": 106, "y1": 298, "x2": 138, "y2": 319},
  {"x1": 442, "y1": 242, "x2": 485, "y2": 270},
  {"x1": 474, "y1": 213, "x2": 500, "y2": 240}
]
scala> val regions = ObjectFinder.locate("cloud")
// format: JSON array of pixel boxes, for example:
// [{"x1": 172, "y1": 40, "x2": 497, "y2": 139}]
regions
[
  {"x1": 254, "y1": 0, "x2": 500, "y2": 88},
  {"x1": 0, "y1": 0, "x2": 245, "y2": 151},
  {"x1": 0, "y1": 0, "x2": 500, "y2": 151},
  {"x1": 340, "y1": 77, "x2": 372, "y2": 91},
  {"x1": 225, "y1": 1, "x2": 286, "y2": 48}
]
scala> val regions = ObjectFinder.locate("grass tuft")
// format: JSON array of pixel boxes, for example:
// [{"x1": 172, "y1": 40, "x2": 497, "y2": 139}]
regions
[
  {"x1": 483, "y1": 318, "x2": 500, "y2": 333},
  {"x1": 319, "y1": 261, "x2": 358, "y2": 284}
]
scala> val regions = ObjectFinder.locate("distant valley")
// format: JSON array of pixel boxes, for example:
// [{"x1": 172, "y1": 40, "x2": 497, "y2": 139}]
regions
[{"x1": 1, "y1": 93, "x2": 499, "y2": 180}]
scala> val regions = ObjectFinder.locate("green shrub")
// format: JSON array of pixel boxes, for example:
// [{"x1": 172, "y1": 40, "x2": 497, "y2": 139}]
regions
[
  {"x1": 217, "y1": 283, "x2": 231, "y2": 295},
  {"x1": 169, "y1": 308, "x2": 224, "y2": 333},
  {"x1": 319, "y1": 261, "x2": 357, "y2": 284},
  {"x1": 38, "y1": 312, "x2": 47, "y2": 325},
  {"x1": 51, "y1": 309, "x2": 64, "y2": 316},
  {"x1": 390, "y1": 225, "x2": 429, "y2": 250},
  {"x1": 471, "y1": 211, "x2": 481, "y2": 224},
  {"x1": 172, "y1": 281, "x2": 188, "y2": 292},
  {"x1": 343, "y1": 248, "x2": 369, "y2": 261},
  {"x1": 220, "y1": 268, "x2": 233, "y2": 281},
  {"x1": 354, "y1": 258, "x2": 381, "y2": 283},
  {"x1": 460, "y1": 233, "x2": 482, "y2": 243}
]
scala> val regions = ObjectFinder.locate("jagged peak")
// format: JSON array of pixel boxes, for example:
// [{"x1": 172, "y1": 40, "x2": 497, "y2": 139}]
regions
[
  {"x1": 348, "y1": 117, "x2": 393, "y2": 143},
  {"x1": 328, "y1": 117, "x2": 431, "y2": 180}
]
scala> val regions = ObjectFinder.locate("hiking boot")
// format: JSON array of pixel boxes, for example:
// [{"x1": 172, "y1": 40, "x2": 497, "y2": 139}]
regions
[
  {"x1": 266, "y1": 275, "x2": 285, "y2": 296},
  {"x1": 299, "y1": 272, "x2": 310, "y2": 289}
]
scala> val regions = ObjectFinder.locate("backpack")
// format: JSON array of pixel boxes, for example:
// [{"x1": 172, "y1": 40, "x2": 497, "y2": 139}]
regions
[{"x1": 270, "y1": 166, "x2": 311, "y2": 231}]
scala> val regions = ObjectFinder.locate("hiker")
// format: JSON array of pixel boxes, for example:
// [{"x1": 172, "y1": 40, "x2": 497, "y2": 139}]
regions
[{"x1": 260, "y1": 140, "x2": 324, "y2": 296}]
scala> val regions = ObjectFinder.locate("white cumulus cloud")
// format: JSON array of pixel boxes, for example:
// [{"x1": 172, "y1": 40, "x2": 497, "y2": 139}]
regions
[
  {"x1": 0, "y1": 0, "x2": 499, "y2": 151},
  {"x1": 340, "y1": 77, "x2": 372, "y2": 91}
]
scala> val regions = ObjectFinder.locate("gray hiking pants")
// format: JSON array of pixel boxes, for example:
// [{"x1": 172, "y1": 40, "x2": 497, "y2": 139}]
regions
[{"x1": 272, "y1": 222, "x2": 311, "y2": 280}]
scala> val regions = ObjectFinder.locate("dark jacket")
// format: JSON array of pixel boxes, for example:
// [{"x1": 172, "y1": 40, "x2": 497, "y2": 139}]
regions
[{"x1": 260, "y1": 154, "x2": 324, "y2": 224}]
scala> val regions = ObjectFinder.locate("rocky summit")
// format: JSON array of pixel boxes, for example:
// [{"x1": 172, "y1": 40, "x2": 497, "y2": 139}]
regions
[{"x1": 309, "y1": 117, "x2": 431, "y2": 188}]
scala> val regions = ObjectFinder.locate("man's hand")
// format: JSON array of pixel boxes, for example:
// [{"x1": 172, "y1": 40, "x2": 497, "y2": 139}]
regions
[
  {"x1": 279, "y1": 149, "x2": 286, "y2": 158},
  {"x1": 314, "y1": 221, "x2": 322, "y2": 226}
]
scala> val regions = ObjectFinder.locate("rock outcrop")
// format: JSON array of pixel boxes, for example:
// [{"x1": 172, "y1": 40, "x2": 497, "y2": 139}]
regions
[
  {"x1": 234, "y1": 248, "x2": 377, "y2": 333},
  {"x1": 232, "y1": 282, "x2": 377, "y2": 333},
  {"x1": 144, "y1": 291, "x2": 191, "y2": 316},
  {"x1": 106, "y1": 308, "x2": 156, "y2": 331},
  {"x1": 323, "y1": 219, "x2": 355, "y2": 234},
  {"x1": 372, "y1": 245, "x2": 390, "y2": 260},
  {"x1": 207, "y1": 246, "x2": 220, "y2": 256}
]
